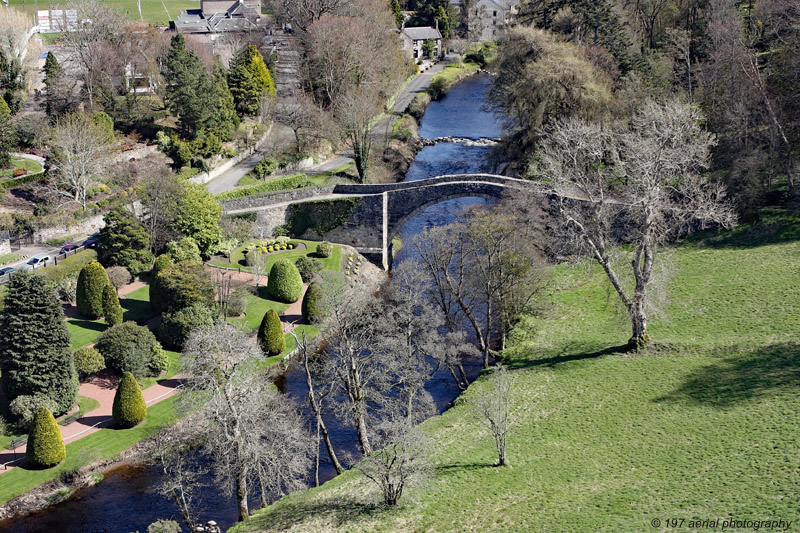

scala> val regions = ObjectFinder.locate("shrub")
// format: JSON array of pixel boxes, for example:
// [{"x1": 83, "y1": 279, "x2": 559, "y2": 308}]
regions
[
  {"x1": 214, "y1": 173, "x2": 311, "y2": 201},
  {"x1": 106, "y1": 266, "x2": 131, "y2": 293},
  {"x1": 164, "y1": 237, "x2": 202, "y2": 263},
  {"x1": 97, "y1": 208, "x2": 153, "y2": 277},
  {"x1": 174, "y1": 140, "x2": 193, "y2": 168},
  {"x1": 96, "y1": 322, "x2": 162, "y2": 378},
  {"x1": 226, "y1": 288, "x2": 248, "y2": 316},
  {"x1": 151, "y1": 254, "x2": 174, "y2": 278},
  {"x1": 158, "y1": 304, "x2": 217, "y2": 350},
  {"x1": 257, "y1": 309, "x2": 284, "y2": 355},
  {"x1": 73, "y1": 347, "x2": 105, "y2": 380},
  {"x1": 267, "y1": 259, "x2": 303, "y2": 303},
  {"x1": 112, "y1": 372, "x2": 146, "y2": 428},
  {"x1": 150, "y1": 260, "x2": 214, "y2": 314},
  {"x1": 55, "y1": 274, "x2": 78, "y2": 305},
  {"x1": 301, "y1": 281, "x2": 326, "y2": 323},
  {"x1": 9, "y1": 394, "x2": 59, "y2": 431},
  {"x1": 148, "y1": 347, "x2": 170, "y2": 376},
  {"x1": 295, "y1": 256, "x2": 322, "y2": 282},
  {"x1": 316, "y1": 241, "x2": 333, "y2": 258},
  {"x1": 26, "y1": 407, "x2": 66, "y2": 468},
  {"x1": 148, "y1": 520, "x2": 182, "y2": 533},
  {"x1": 102, "y1": 283, "x2": 123, "y2": 326},
  {"x1": 76, "y1": 261, "x2": 109, "y2": 319},
  {"x1": 253, "y1": 156, "x2": 278, "y2": 178}
]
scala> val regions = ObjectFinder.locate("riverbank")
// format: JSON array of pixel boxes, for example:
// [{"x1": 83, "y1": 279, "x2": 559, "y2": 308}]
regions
[{"x1": 230, "y1": 210, "x2": 800, "y2": 533}]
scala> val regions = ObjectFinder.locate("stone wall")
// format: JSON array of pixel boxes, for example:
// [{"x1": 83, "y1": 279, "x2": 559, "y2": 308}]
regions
[
  {"x1": 33, "y1": 214, "x2": 105, "y2": 244},
  {"x1": 190, "y1": 124, "x2": 274, "y2": 186},
  {"x1": 0, "y1": 239, "x2": 10, "y2": 256},
  {"x1": 254, "y1": 205, "x2": 291, "y2": 239},
  {"x1": 220, "y1": 186, "x2": 337, "y2": 213}
]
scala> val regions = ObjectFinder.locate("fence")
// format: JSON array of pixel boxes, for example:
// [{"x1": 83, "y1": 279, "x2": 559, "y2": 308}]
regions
[{"x1": 0, "y1": 243, "x2": 90, "y2": 285}]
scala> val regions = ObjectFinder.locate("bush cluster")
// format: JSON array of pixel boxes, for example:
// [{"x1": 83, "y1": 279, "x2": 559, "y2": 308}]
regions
[
  {"x1": 226, "y1": 288, "x2": 249, "y2": 316},
  {"x1": 26, "y1": 407, "x2": 66, "y2": 468},
  {"x1": 149, "y1": 260, "x2": 214, "y2": 314},
  {"x1": 301, "y1": 281, "x2": 326, "y2": 324},
  {"x1": 9, "y1": 394, "x2": 59, "y2": 431},
  {"x1": 96, "y1": 322, "x2": 163, "y2": 378},
  {"x1": 257, "y1": 309, "x2": 284, "y2": 355},
  {"x1": 73, "y1": 347, "x2": 105, "y2": 379},
  {"x1": 76, "y1": 261, "x2": 109, "y2": 319},
  {"x1": 158, "y1": 304, "x2": 217, "y2": 349},
  {"x1": 295, "y1": 256, "x2": 322, "y2": 282},
  {"x1": 112, "y1": 372, "x2": 146, "y2": 428},
  {"x1": 253, "y1": 156, "x2": 278, "y2": 178},
  {"x1": 316, "y1": 241, "x2": 333, "y2": 258},
  {"x1": 267, "y1": 259, "x2": 304, "y2": 303}
]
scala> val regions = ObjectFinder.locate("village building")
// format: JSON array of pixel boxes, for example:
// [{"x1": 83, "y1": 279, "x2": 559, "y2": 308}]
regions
[
  {"x1": 468, "y1": 0, "x2": 519, "y2": 41},
  {"x1": 400, "y1": 23, "x2": 443, "y2": 60},
  {"x1": 172, "y1": 0, "x2": 262, "y2": 34}
]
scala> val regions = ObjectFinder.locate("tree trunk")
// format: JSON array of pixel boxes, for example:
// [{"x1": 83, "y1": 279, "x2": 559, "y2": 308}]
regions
[
  {"x1": 236, "y1": 467, "x2": 249, "y2": 521},
  {"x1": 314, "y1": 420, "x2": 321, "y2": 487},
  {"x1": 303, "y1": 356, "x2": 344, "y2": 474},
  {"x1": 355, "y1": 410, "x2": 372, "y2": 455},
  {"x1": 627, "y1": 298, "x2": 648, "y2": 350}
]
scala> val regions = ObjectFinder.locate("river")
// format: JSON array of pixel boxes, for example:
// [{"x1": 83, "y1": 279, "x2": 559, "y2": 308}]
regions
[{"x1": 1, "y1": 73, "x2": 502, "y2": 533}]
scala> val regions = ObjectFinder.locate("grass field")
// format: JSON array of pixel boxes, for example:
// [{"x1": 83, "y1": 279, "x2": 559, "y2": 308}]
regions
[
  {"x1": 66, "y1": 284, "x2": 155, "y2": 349},
  {"x1": 211, "y1": 239, "x2": 343, "y2": 274},
  {"x1": 0, "y1": 156, "x2": 43, "y2": 179},
  {"x1": 0, "y1": 253, "x2": 20, "y2": 265},
  {"x1": 231, "y1": 210, "x2": 800, "y2": 533},
  {"x1": 8, "y1": 0, "x2": 200, "y2": 25}
]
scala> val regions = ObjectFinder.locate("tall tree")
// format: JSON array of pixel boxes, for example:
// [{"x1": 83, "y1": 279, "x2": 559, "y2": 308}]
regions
[
  {"x1": 47, "y1": 112, "x2": 113, "y2": 211},
  {"x1": 97, "y1": 207, "x2": 154, "y2": 276},
  {"x1": 0, "y1": 8, "x2": 33, "y2": 113},
  {"x1": 538, "y1": 99, "x2": 737, "y2": 348},
  {"x1": 162, "y1": 34, "x2": 214, "y2": 137},
  {"x1": 0, "y1": 270, "x2": 78, "y2": 414},
  {"x1": 41, "y1": 52, "x2": 76, "y2": 118},
  {"x1": 0, "y1": 98, "x2": 14, "y2": 168},
  {"x1": 436, "y1": 6, "x2": 450, "y2": 39},
  {"x1": 228, "y1": 45, "x2": 275, "y2": 117},
  {"x1": 210, "y1": 65, "x2": 239, "y2": 141},
  {"x1": 167, "y1": 182, "x2": 222, "y2": 257},
  {"x1": 392, "y1": 0, "x2": 404, "y2": 28},
  {"x1": 181, "y1": 322, "x2": 313, "y2": 521}
]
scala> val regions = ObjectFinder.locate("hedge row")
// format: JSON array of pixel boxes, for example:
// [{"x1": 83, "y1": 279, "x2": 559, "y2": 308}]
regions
[
  {"x1": 214, "y1": 173, "x2": 311, "y2": 201},
  {"x1": 0, "y1": 171, "x2": 45, "y2": 191}
]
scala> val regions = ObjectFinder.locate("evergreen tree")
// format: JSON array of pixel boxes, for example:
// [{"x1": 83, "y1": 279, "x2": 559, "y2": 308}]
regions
[
  {"x1": 162, "y1": 34, "x2": 215, "y2": 136},
  {"x1": 301, "y1": 280, "x2": 326, "y2": 323},
  {"x1": 76, "y1": 260, "x2": 110, "y2": 319},
  {"x1": 26, "y1": 407, "x2": 66, "y2": 468},
  {"x1": 392, "y1": 0, "x2": 404, "y2": 28},
  {"x1": 103, "y1": 283, "x2": 123, "y2": 326},
  {"x1": 0, "y1": 97, "x2": 14, "y2": 168},
  {"x1": 97, "y1": 207, "x2": 154, "y2": 276},
  {"x1": 228, "y1": 45, "x2": 276, "y2": 116},
  {"x1": 436, "y1": 6, "x2": 450, "y2": 40},
  {"x1": 112, "y1": 372, "x2": 146, "y2": 428},
  {"x1": 257, "y1": 309, "x2": 285, "y2": 355},
  {"x1": 210, "y1": 65, "x2": 239, "y2": 142},
  {"x1": 0, "y1": 270, "x2": 78, "y2": 414},
  {"x1": 0, "y1": 47, "x2": 24, "y2": 113},
  {"x1": 42, "y1": 51, "x2": 70, "y2": 117},
  {"x1": 168, "y1": 182, "x2": 222, "y2": 257}
]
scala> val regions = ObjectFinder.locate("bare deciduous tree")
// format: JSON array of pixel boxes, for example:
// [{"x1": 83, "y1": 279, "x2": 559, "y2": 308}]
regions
[
  {"x1": 538, "y1": 99, "x2": 737, "y2": 348},
  {"x1": 140, "y1": 168, "x2": 182, "y2": 253},
  {"x1": 47, "y1": 113, "x2": 113, "y2": 211},
  {"x1": 471, "y1": 364, "x2": 513, "y2": 467},
  {"x1": 180, "y1": 322, "x2": 313, "y2": 521}
]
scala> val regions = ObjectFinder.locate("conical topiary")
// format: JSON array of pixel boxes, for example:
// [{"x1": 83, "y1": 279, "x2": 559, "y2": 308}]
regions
[
  {"x1": 102, "y1": 283, "x2": 123, "y2": 326},
  {"x1": 267, "y1": 259, "x2": 303, "y2": 303},
  {"x1": 112, "y1": 372, "x2": 146, "y2": 428},
  {"x1": 26, "y1": 407, "x2": 65, "y2": 468},
  {"x1": 76, "y1": 260, "x2": 109, "y2": 319},
  {"x1": 301, "y1": 281, "x2": 325, "y2": 323},
  {"x1": 257, "y1": 309, "x2": 285, "y2": 356}
]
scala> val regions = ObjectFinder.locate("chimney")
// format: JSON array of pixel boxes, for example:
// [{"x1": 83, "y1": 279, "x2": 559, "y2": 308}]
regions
[{"x1": 435, "y1": 18, "x2": 439, "y2": 31}]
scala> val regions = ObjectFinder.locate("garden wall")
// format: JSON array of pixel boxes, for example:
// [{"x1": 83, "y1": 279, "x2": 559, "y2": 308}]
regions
[{"x1": 32, "y1": 214, "x2": 105, "y2": 244}]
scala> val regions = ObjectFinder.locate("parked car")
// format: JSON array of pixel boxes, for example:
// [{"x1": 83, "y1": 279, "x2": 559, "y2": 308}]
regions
[
  {"x1": 59, "y1": 244, "x2": 79, "y2": 254},
  {"x1": 81, "y1": 236, "x2": 98, "y2": 248},
  {"x1": 0, "y1": 267, "x2": 16, "y2": 276},
  {"x1": 22, "y1": 254, "x2": 51, "y2": 270}
]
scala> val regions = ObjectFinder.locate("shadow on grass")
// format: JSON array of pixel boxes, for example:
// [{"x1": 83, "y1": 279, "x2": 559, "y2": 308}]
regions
[
  {"x1": 68, "y1": 320, "x2": 106, "y2": 333},
  {"x1": 435, "y1": 462, "x2": 491, "y2": 473},
  {"x1": 242, "y1": 496, "x2": 380, "y2": 531},
  {"x1": 121, "y1": 298, "x2": 154, "y2": 325},
  {"x1": 505, "y1": 344, "x2": 629, "y2": 371},
  {"x1": 654, "y1": 342, "x2": 800, "y2": 407},
  {"x1": 681, "y1": 209, "x2": 800, "y2": 249}
]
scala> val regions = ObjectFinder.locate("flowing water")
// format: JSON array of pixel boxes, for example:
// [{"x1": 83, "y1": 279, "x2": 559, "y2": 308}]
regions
[{"x1": 1, "y1": 73, "x2": 502, "y2": 533}]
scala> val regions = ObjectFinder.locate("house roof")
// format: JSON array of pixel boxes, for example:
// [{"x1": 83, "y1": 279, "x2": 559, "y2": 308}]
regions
[
  {"x1": 402, "y1": 26, "x2": 442, "y2": 41},
  {"x1": 174, "y1": 0, "x2": 260, "y2": 33}
]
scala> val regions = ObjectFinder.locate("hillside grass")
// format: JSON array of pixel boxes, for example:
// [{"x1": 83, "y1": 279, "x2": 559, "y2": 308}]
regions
[{"x1": 231, "y1": 210, "x2": 800, "y2": 533}]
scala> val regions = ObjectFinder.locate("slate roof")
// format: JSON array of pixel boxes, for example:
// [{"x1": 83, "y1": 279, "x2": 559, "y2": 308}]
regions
[{"x1": 402, "y1": 26, "x2": 442, "y2": 41}]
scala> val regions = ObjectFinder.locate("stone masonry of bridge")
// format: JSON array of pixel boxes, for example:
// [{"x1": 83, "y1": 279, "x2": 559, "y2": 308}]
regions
[{"x1": 221, "y1": 174, "x2": 543, "y2": 269}]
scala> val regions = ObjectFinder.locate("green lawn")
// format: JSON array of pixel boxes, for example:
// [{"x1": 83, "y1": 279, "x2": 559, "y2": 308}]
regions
[
  {"x1": 308, "y1": 162, "x2": 357, "y2": 185},
  {"x1": 0, "y1": 396, "x2": 180, "y2": 505},
  {"x1": 0, "y1": 253, "x2": 20, "y2": 265},
  {"x1": 211, "y1": 239, "x2": 343, "y2": 275},
  {"x1": 0, "y1": 156, "x2": 43, "y2": 179},
  {"x1": 232, "y1": 210, "x2": 800, "y2": 533},
  {"x1": 41, "y1": 249, "x2": 98, "y2": 284},
  {"x1": 229, "y1": 285, "x2": 290, "y2": 332},
  {"x1": 66, "y1": 284, "x2": 155, "y2": 349},
  {"x1": 9, "y1": 0, "x2": 200, "y2": 24},
  {"x1": 237, "y1": 175, "x2": 260, "y2": 187}
]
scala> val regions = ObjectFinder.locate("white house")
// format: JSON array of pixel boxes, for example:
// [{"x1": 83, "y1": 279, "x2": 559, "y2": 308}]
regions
[
  {"x1": 469, "y1": 0, "x2": 519, "y2": 41},
  {"x1": 400, "y1": 24, "x2": 443, "y2": 60}
]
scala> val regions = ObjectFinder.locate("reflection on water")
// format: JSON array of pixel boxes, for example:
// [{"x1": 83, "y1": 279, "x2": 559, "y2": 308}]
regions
[{"x1": 2, "y1": 73, "x2": 502, "y2": 533}]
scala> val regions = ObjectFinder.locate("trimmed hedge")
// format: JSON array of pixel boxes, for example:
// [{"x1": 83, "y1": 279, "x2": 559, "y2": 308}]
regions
[
  {"x1": 267, "y1": 259, "x2": 303, "y2": 303},
  {"x1": 26, "y1": 407, "x2": 65, "y2": 468},
  {"x1": 102, "y1": 283, "x2": 123, "y2": 326},
  {"x1": 214, "y1": 173, "x2": 311, "y2": 201},
  {"x1": 301, "y1": 281, "x2": 326, "y2": 324},
  {"x1": 258, "y1": 309, "x2": 284, "y2": 356},
  {"x1": 96, "y1": 322, "x2": 162, "y2": 378},
  {"x1": 76, "y1": 261, "x2": 109, "y2": 319},
  {"x1": 158, "y1": 304, "x2": 217, "y2": 350},
  {"x1": 316, "y1": 241, "x2": 333, "y2": 258},
  {"x1": 73, "y1": 347, "x2": 105, "y2": 379},
  {"x1": 295, "y1": 256, "x2": 322, "y2": 282},
  {"x1": 112, "y1": 372, "x2": 146, "y2": 428}
]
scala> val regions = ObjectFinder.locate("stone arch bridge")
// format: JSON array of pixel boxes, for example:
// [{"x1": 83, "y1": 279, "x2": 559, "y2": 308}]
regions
[{"x1": 221, "y1": 174, "x2": 545, "y2": 269}]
